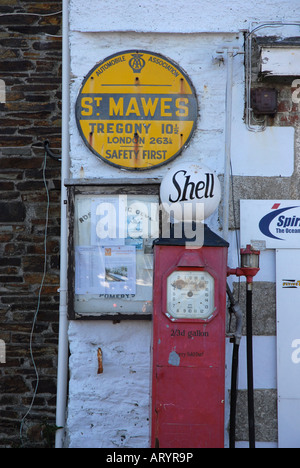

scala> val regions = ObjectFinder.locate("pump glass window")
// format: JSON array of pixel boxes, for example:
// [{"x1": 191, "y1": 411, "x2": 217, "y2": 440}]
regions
[
  {"x1": 68, "y1": 184, "x2": 159, "y2": 319},
  {"x1": 167, "y1": 270, "x2": 215, "y2": 319}
]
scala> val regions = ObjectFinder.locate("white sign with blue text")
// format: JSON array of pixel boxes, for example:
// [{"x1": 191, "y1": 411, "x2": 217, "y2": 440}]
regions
[{"x1": 240, "y1": 200, "x2": 300, "y2": 249}]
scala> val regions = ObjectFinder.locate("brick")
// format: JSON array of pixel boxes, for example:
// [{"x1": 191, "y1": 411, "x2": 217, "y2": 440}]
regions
[
  {"x1": 25, "y1": 94, "x2": 51, "y2": 103},
  {"x1": 0, "y1": 182, "x2": 15, "y2": 190},
  {"x1": 5, "y1": 101, "x2": 56, "y2": 113},
  {"x1": 21, "y1": 192, "x2": 49, "y2": 203},
  {"x1": 0, "y1": 0, "x2": 18, "y2": 5},
  {"x1": 0, "y1": 375, "x2": 29, "y2": 394},
  {"x1": 36, "y1": 378, "x2": 57, "y2": 395},
  {"x1": 40, "y1": 285, "x2": 59, "y2": 295},
  {"x1": 4, "y1": 243, "x2": 26, "y2": 256},
  {"x1": 0, "y1": 202, "x2": 26, "y2": 222},
  {"x1": 5, "y1": 91, "x2": 25, "y2": 102},
  {"x1": 0, "y1": 172, "x2": 22, "y2": 180},
  {"x1": 23, "y1": 256, "x2": 45, "y2": 272},
  {"x1": 0, "y1": 38, "x2": 28, "y2": 48},
  {"x1": 24, "y1": 273, "x2": 59, "y2": 285},
  {"x1": 0, "y1": 13, "x2": 37, "y2": 26},
  {"x1": 0, "y1": 60, "x2": 34, "y2": 72},
  {"x1": 0, "y1": 276, "x2": 23, "y2": 283},
  {"x1": 0, "y1": 233, "x2": 13, "y2": 242},
  {"x1": 0, "y1": 267, "x2": 19, "y2": 275},
  {"x1": 0, "y1": 136, "x2": 33, "y2": 146},
  {"x1": 0, "y1": 158, "x2": 43, "y2": 170},
  {"x1": 16, "y1": 181, "x2": 45, "y2": 191},
  {"x1": 6, "y1": 25, "x2": 61, "y2": 36},
  {"x1": 0, "y1": 192, "x2": 20, "y2": 201},
  {"x1": 0, "y1": 49, "x2": 18, "y2": 59},
  {"x1": 0, "y1": 127, "x2": 16, "y2": 135},
  {"x1": 33, "y1": 40, "x2": 62, "y2": 51},
  {"x1": 0, "y1": 258, "x2": 21, "y2": 267}
]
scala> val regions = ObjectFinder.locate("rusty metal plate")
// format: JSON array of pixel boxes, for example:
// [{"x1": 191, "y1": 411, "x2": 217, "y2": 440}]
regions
[{"x1": 75, "y1": 50, "x2": 198, "y2": 171}]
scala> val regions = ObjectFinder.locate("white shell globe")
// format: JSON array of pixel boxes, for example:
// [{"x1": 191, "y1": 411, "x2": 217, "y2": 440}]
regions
[{"x1": 160, "y1": 162, "x2": 221, "y2": 222}]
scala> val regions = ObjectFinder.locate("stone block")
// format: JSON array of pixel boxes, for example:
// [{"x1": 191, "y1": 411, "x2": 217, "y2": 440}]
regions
[
  {"x1": 0, "y1": 202, "x2": 26, "y2": 222},
  {"x1": 232, "y1": 281, "x2": 276, "y2": 336}
]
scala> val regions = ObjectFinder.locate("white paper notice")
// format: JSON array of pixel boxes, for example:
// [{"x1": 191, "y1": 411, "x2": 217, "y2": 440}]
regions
[
  {"x1": 75, "y1": 245, "x2": 136, "y2": 296},
  {"x1": 75, "y1": 246, "x2": 105, "y2": 294},
  {"x1": 103, "y1": 246, "x2": 136, "y2": 295}
]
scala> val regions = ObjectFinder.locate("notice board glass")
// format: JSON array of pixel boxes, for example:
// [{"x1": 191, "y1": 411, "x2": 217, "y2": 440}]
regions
[{"x1": 67, "y1": 182, "x2": 159, "y2": 319}]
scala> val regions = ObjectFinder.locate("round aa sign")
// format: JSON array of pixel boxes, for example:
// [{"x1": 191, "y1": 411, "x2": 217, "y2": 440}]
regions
[
  {"x1": 160, "y1": 162, "x2": 221, "y2": 221},
  {"x1": 75, "y1": 50, "x2": 198, "y2": 171}
]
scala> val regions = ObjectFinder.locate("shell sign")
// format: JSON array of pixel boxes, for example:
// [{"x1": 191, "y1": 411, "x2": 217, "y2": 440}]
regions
[{"x1": 75, "y1": 50, "x2": 198, "y2": 171}]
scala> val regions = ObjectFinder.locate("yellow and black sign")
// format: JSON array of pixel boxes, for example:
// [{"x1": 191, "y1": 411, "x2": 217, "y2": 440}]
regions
[{"x1": 75, "y1": 50, "x2": 198, "y2": 171}]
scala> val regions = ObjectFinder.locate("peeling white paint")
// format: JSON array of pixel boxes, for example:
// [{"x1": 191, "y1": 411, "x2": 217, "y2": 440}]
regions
[{"x1": 261, "y1": 47, "x2": 300, "y2": 77}]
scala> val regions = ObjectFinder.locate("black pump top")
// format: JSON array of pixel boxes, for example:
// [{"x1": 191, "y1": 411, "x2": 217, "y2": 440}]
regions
[{"x1": 153, "y1": 223, "x2": 229, "y2": 248}]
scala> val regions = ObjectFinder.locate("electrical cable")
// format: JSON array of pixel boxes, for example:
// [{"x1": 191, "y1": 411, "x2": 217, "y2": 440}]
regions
[
  {"x1": 19, "y1": 150, "x2": 50, "y2": 446},
  {"x1": 245, "y1": 21, "x2": 300, "y2": 40},
  {"x1": 44, "y1": 140, "x2": 62, "y2": 161},
  {"x1": 0, "y1": 11, "x2": 62, "y2": 18}
]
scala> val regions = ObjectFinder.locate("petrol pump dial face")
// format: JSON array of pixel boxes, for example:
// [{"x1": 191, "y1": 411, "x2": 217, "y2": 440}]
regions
[{"x1": 167, "y1": 270, "x2": 215, "y2": 320}]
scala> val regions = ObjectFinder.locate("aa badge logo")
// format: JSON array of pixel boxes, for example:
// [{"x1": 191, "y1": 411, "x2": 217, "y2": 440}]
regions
[{"x1": 128, "y1": 53, "x2": 146, "y2": 74}]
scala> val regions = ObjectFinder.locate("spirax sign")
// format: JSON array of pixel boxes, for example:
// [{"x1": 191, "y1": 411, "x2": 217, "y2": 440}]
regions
[
  {"x1": 75, "y1": 50, "x2": 198, "y2": 170},
  {"x1": 241, "y1": 200, "x2": 300, "y2": 249}
]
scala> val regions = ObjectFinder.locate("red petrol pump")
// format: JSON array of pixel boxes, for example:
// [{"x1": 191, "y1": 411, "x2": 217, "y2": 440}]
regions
[
  {"x1": 151, "y1": 225, "x2": 229, "y2": 448},
  {"x1": 151, "y1": 162, "x2": 260, "y2": 448}
]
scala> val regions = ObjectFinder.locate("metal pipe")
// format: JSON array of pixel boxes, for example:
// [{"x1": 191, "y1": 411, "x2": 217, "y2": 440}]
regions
[
  {"x1": 55, "y1": 0, "x2": 70, "y2": 449},
  {"x1": 227, "y1": 283, "x2": 243, "y2": 449},
  {"x1": 227, "y1": 246, "x2": 259, "y2": 448},
  {"x1": 230, "y1": 343, "x2": 239, "y2": 449},
  {"x1": 246, "y1": 283, "x2": 255, "y2": 448},
  {"x1": 223, "y1": 49, "x2": 233, "y2": 241}
]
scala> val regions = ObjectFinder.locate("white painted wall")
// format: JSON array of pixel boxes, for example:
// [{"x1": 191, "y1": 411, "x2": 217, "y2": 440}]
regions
[
  {"x1": 69, "y1": 0, "x2": 300, "y2": 34},
  {"x1": 66, "y1": 0, "x2": 298, "y2": 448},
  {"x1": 67, "y1": 321, "x2": 152, "y2": 448},
  {"x1": 70, "y1": 32, "x2": 240, "y2": 182}
]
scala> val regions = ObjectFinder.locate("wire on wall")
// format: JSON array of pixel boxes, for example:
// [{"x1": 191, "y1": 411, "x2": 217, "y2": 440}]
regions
[
  {"x1": 0, "y1": 11, "x2": 62, "y2": 18},
  {"x1": 19, "y1": 150, "x2": 50, "y2": 445},
  {"x1": 44, "y1": 140, "x2": 62, "y2": 162}
]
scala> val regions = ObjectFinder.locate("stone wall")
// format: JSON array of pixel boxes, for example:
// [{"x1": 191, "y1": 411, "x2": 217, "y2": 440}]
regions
[{"x1": 0, "y1": 0, "x2": 62, "y2": 448}]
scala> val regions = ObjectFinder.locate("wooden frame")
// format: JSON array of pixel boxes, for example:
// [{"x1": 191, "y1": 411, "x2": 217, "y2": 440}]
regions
[{"x1": 66, "y1": 179, "x2": 160, "y2": 320}]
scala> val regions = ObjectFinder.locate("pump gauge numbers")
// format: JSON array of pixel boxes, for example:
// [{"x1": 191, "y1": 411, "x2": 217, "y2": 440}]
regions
[{"x1": 167, "y1": 270, "x2": 215, "y2": 320}]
